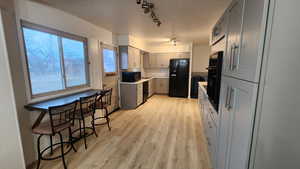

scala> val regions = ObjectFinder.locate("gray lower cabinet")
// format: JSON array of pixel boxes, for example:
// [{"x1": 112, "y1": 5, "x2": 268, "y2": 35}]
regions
[
  {"x1": 154, "y1": 78, "x2": 169, "y2": 94},
  {"x1": 120, "y1": 83, "x2": 143, "y2": 109},
  {"x1": 198, "y1": 83, "x2": 218, "y2": 169},
  {"x1": 217, "y1": 76, "x2": 258, "y2": 169},
  {"x1": 148, "y1": 79, "x2": 155, "y2": 97}
]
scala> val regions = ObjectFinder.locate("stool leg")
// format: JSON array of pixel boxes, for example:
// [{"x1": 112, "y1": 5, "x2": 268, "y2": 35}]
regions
[
  {"x1": 36, "y1": 135, "x2": 42, "y2": 169},
  {"x1": 82, "y1": 119, "x2": 87, "y2": 149},
  {"x1": 58, "y1": 132, "x2": 67, "y2": 169},
  {"x1": 68, "y1": 127, "x2": 77, "y2": 152},
  {"x1": 105, "y1": 108, "x2": 111, "y2": 131},
  {"x1": 92, "y1": 113, "x2": 98, "y2": 137},
  {"x1": 50, "y1": 135, "x2": 53, "y2": 155},
  {"x1": 79, "y1": 119, "x2": 82, "y2": 138}
]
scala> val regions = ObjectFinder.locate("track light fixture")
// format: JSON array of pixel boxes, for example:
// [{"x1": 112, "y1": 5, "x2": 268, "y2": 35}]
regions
[
  {"x1": 136, "y1": 0, "x2": 162, "y2": 27},
  {"x1": 170, "y1": 38, "x2": 177, "y2": 46}
]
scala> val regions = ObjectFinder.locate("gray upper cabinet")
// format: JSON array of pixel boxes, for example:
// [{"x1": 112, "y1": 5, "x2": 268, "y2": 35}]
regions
[
  {"x1": 144, "y1": 52, "x2": 190, "y2": 69},
  {"x1": 119, "y1": 46, "x2": 141, "y2": 70},
  {"x1": 223, "y1": 0, "x2": 269, "y2": 83},
  {"x1": 217, "y1": 76, "x2": 258, "y2": 169},
  {"x1": 211, "y1": 12, "x2": 228, "y2": 45},
  {"x1": 223, "y1": 0, "x2": 244, "y2": 78},
  {"x1": 237, "y1": 0, "x2": 269, "y2": 83}
]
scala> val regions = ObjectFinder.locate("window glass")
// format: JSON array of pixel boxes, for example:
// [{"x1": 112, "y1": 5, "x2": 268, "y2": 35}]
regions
[
  {"x1": 22, "y1": 24, "x2": 89, "y2": 97},
  {"x1": 103, "y1": 48, "x2": 116, "y2": 73},
  {"x1": 23, "y1": 28, "x2": 64, "y2": 95},
  {"x1": 62, "y1": 38, "x2": 87, "y2": 87}
]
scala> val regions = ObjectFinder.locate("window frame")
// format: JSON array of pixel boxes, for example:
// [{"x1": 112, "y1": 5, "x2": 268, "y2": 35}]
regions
[
  {"x1": 21, "y1": 20, "x2": 90, "y2": 99},
  {"x1": 102, "y1": 47, "x2": 117, "y2": 77}
]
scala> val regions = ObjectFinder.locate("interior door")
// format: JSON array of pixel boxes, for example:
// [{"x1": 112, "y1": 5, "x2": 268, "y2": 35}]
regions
[
  {"x1": 217, "y1": 76, "x2": 258, "y2": 169},
  {"x1": 101, "y1": 43, "x2": 120, "y2": 112}
]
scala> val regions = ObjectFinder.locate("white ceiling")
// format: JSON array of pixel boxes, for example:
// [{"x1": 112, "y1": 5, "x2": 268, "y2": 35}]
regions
[{"x1": 33, "y1": 0, "x2": 231, "y2": 44}]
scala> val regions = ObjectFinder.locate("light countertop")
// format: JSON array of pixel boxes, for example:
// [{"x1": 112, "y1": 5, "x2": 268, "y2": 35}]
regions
[
  {"x1": 120, "y1": 77, "x2": 169, "y2": 85},
  {"x1": 120, "y1": 78, "x2": 154, "y2": 85},
  {"x1": 198, "y1": 82, "x2": 207, "y2": 93}
]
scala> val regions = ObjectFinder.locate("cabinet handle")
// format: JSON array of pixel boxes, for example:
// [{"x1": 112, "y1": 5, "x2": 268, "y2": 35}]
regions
[
  {"x1": 229, "y1": 45, "x2": 234, "y2": 71},
  {"x1": 225, "y1": 86, "x2": 230, "y2": 108},
  {"x1": 227, "y1": 87, "x2": 235, "y2": 110},
  {"x1": 208, "y1": 121, "x2": 213, "y2": 129},
  {"x1": 232, "y1": 45, "x2": 240, "y2": 70}
]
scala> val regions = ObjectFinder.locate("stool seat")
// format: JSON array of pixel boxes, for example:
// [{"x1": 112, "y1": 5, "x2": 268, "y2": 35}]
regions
[{"x1": 32, "y1": 119, "x2": 72, "y2": 135}]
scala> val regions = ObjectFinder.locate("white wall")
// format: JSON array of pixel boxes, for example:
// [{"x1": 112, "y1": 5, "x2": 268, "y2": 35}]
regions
[
  {"x1": 192, "y1": 43, "x2": 210, "y2": 73},
  {"x1": 0, "y1": 9, "x2": 26, "y2": 169},
  {"x1": 13, "y1": 0, "x2": 115, "y2": 166},
  {"x1": 15, "y1": 0, "x2": 114, "y2": 100}
]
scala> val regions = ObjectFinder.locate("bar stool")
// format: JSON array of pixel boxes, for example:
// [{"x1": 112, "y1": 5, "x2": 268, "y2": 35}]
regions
[
  {"x1": 73, "y1": 93, "x2": 98, "y2": 149},
  {"x1": 93, "y1": 88, "x2": 113, "y2": 130},
  {"x1": 33, "y1": 101, "x2": 78, "y2": 169}
]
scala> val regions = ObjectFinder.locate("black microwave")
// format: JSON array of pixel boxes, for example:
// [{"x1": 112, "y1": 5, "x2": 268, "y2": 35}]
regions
[
  {"x1": 122, "y1": 72, "x2": 141, "y2": 82},
  {"x1": 207, "y1": 51, "x2": 223, "y2": 111}
]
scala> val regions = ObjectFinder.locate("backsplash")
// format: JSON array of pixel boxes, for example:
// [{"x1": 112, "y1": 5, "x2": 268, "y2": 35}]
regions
[{"x1": 143, "y1": 68, "x2": 169, "y2": 78}]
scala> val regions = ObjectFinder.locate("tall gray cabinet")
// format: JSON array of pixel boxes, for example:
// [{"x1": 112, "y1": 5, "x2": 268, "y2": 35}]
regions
[{"x1": 209, "y1": 0, "x2": 300, "y2": 169}]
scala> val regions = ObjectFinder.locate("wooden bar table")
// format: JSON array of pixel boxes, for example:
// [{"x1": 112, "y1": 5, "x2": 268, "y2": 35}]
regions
[{"x1": 25, "y1": 89, "x2": 102, "y2": 129}]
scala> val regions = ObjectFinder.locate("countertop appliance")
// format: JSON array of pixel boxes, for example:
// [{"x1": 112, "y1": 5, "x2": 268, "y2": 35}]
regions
[
  {"x1": 122, "y1": 72, "x2": 141, "y2": 82},
  {"x1": 143, "y1": 81, "x2": 149, "y2": 103},
  {"x1": 207, "y1": 51, "x2": 223, "y2": 111},
  {"x1": 169, "y1": 59, "x2": 190, "y2": 98}
]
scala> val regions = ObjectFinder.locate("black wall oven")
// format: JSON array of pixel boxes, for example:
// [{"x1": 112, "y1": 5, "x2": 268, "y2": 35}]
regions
[{"x1": 207, "y1": 51, "x2": 223, "y2": 111}]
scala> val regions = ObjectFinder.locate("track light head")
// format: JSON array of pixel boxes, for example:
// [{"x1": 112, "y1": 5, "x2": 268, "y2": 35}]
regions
[{"x1": 142, "y1": 0, "x2": 149, "y2": 8}]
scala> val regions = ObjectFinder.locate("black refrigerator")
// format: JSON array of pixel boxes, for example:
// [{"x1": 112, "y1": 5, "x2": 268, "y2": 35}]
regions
[{"x1": 169, "y1": 59, "x2": 190, "y2": 98}]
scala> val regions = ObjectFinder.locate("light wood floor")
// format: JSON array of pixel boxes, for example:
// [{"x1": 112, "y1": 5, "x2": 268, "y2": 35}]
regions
[{"x1": 37, "y1": 95, "x2": 212, "y2": 169}]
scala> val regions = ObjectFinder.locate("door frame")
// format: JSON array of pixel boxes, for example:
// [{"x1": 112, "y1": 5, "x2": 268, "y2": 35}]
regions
[{"x1": 99, "y1": 41, "x2": 121, "y2": 110}]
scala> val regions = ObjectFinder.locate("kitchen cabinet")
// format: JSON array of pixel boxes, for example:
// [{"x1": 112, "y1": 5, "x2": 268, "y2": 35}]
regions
[
  {"x1": 143, "y1": 52, "x2": 190, "y2": 69},
  {"x1": 211, "y1": 13, "x2": 227, "y2": 45},
  {"x1": 223, "y1": 0, "x2": 267, "y2": 83},
  {"x1": 148, "y1": 78, "x2": 155, "y2": 97},
  {"x1": 222, "y1": 0, "x2": 244, "y2": 78},
  {"x1": 216, "y1": 76, "x2": 257, "y2": 169},
  {"x1": 143, "y1": 52, "x2": 157, "y2": 69},
  {"x1": 148, "y1": 53, "x2": 170, "y2": 68},
  {"x1": 198, "y1": 82, "x2": 218, "y2": 169},
  {"x1": 154, "y1": 78, "x2": 169, "y2": 94},
  {"x1": 136, "y1": 83, "x2": 143, "y2": 106},
  {"x1": 235, "y1": 0, "x2": 268, "y2": 83},
  {"x1": 119, "y1": 46, "x2": 141, "y2": 70},
  {"x1": 120, "y1": 82, "x2": 143, "y2": 109}
]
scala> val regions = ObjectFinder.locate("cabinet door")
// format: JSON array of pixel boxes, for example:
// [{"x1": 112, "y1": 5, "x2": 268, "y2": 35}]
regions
[
  {"x1": 155, "y1": 78, "x2": 169, "y2": 94},
  {"x1": 223, "y1": 0, "x2": 244, "y2": 77},
  {"x1": 127, "y1": 47, "x2": 141, "y2": 69},
  {"x1": 127, "y1": 47, "x2": 135, "y2": 69},
  {"x1": 149, "y1": 53, "x2": 157, "y2": 68},
  {"x1": 135, "y1": 49, "x2": 141, "y2": 69},
  {"x1": 143, "y1": 52, "x2": 150, "y2": 69},
  {"x1": 216, "y1": 76, "x2": 257, "y2": 169},
  {"x1": 235, "y1": 0, "x2": 268, "y2": 82},
  {"x1": 156, "y1": 53, "x2": 170, "y2": 68},
  {"x1": 136, "y1": 83, "x2": 143, "y2": 105}
]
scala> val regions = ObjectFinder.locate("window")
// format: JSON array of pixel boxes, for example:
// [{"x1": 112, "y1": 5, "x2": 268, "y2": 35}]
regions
[
  {"x1": 22, "y1": 22, "x2": 89, "y2": 97},
  {"x1": 103, "y1": 48, "x2": 117, "y2": 75}
]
